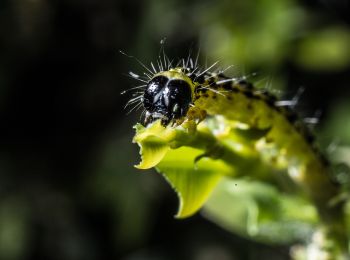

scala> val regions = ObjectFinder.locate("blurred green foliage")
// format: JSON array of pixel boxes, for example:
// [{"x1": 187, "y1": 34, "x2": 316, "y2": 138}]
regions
[
  {"x1": 1, "y1": 0, "x2": 350, "y2": 259},
  {"x1": 203, "y1": 178, "x2": 317, "y2": 244}
]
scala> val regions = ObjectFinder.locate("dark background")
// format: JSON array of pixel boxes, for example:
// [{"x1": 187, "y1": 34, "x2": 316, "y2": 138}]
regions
[{"x1": 1, "y1": 0, "x2": 350, "y2": 259}]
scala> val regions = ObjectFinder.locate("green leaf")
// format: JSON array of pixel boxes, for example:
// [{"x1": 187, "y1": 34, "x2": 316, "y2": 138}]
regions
[
  {"x1": 156, "y1": 146, "x2": 233, "y2": 218},
  {"x1": 203, "y1": 177, "x2": 318, "y2": 244},
  {"x1": 132, "y1": 121, "x2": 233, "y2": 218},
  {"x1": 134, "y1": 134, "x2": 170, "y2": 169},
  {"x1": 133, "y1": 122, "x2": 172, "y2": 169},
  {"x1": 132, "y1": 120, "x2": 273, "y2": 219}
]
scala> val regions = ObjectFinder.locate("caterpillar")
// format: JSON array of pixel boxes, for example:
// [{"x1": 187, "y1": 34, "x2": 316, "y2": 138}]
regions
[{"x1": 123, "y1": 49, "x2": 342, "y2": 231}]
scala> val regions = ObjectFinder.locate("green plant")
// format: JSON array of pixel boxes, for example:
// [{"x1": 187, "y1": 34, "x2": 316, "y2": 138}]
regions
[{"x1": 129, "y1": 56, "x2": 349, "y2": 260}]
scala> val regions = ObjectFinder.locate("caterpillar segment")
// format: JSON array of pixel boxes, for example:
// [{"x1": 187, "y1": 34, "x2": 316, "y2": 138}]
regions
[{"x1": 192, "y1": 75, "x2": 338, "y2": 216}]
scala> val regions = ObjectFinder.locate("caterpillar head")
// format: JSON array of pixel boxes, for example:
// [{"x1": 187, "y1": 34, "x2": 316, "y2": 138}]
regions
[{"x1": 143, "y1": 68, "x2": 195, "y2": 126}]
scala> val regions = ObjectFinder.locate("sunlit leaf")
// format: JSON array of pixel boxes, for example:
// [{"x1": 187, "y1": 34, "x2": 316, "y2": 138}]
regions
[
  {"x1": 133, "y1": 122, "x2": 172, "y2": 169},
  {"x1": 134, "y1": 134, "x2": 170, "y2": 169},
  {"x1": 156, "y1": 147, "x2": 233, "y2": 218}
]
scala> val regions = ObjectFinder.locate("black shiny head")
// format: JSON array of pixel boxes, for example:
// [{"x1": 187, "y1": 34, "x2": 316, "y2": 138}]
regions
[{"x1": 143, "y1": 75, "x2": 192, "y2": 125}]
